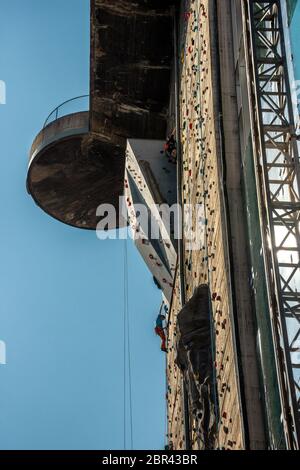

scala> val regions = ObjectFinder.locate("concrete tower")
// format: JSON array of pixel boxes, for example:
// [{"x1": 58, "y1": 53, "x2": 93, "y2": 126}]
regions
[{"x1": 26, "y1": 0, "x2": 300, "y2": 451}]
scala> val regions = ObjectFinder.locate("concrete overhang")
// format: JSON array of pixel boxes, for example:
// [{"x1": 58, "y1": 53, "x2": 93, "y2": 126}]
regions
[
  {"x1": 27, "y1": 0, "x2": 178, "y2": 230},
  {"x1": 27, "y1": 111, "x2": 127, "y2": 229}
]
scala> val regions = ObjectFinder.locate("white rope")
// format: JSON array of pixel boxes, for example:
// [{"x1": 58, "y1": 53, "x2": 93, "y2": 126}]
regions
[{"x1": 123, "y1": 239, "x2": 133, "y2": 449}]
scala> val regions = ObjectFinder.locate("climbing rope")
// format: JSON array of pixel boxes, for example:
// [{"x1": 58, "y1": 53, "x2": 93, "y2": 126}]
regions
[
  {"x1": 123, "y1": 238, "x2": 133, "y2": 450},
  {"x1": 165, "y1": 350, "x2": 169, "y2": 448}
]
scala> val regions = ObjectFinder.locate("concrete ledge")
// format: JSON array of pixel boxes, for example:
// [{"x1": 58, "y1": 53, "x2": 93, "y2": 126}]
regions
[{"x1": 27, "y1": 111, "x2": 126, "y2": 230}]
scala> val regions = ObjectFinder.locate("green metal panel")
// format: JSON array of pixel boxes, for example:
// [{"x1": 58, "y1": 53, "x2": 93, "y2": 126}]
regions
[
  {"x1": 287, "y1": 0, "x2": 298, "y2": 23},
  {"x1": 241, "y1": 136, "x2": 285, "y2": 449},
  {"x1": 290, "y1": 1, "x2": 300, "y2": 79}
]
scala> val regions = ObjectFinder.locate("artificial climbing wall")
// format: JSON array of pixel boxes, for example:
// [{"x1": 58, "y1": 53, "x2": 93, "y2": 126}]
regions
[{"x1": 167, "y1": 0, "x2": 245, "y2": 450}]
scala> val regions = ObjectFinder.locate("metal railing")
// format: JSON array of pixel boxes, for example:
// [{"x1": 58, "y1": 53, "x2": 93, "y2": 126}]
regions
[{"x1": 43, "y1": 94, "x2": 89, "y2": 128}]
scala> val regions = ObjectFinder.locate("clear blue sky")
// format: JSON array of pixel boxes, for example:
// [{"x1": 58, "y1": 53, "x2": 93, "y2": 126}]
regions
[
  {"x1": 0, "y1": 0, "x2": 165, "y2": 450},
  {"x1": 291, "y1": 2, "x2": 300, "y2": 80}
]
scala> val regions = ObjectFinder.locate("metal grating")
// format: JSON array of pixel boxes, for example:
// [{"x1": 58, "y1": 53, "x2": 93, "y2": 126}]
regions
[{"x1": 243, "y1": 0, "x2": 300, "y2": 449}]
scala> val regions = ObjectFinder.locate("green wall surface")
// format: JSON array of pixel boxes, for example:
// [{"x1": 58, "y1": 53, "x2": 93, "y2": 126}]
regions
[
  {"x1": 241, "y1": 137, "x2": 285, "y2": 449},
  {"x1": 287, "y1": 0, "x2": 298, "y2": 23},
  {"x1": 290, "y1": 1, "x2": 300, "y2": 80}
]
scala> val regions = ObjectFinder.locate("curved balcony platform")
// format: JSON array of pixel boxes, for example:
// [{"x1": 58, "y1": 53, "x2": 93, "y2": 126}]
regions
[{"x1": 27, "y1": 110, "x2": 125, "y2": 230}]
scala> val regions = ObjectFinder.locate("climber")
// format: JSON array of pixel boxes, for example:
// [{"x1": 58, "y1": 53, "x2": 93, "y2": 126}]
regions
[
  {"x1": 166, "y1": 134, "x2": 177, "y2": 164},
  {"x1": 155, "y1": 313, "x2": 167, "y2": 352},
  {"x1": 161, "y1": 131, "x2": 177, "y2": 164}
]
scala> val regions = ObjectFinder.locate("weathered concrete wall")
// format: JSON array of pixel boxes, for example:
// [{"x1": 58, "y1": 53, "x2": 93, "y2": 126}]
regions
[
  {"x1": 89, "y1": 0, "x2": 178, "y2": 226},
  {"x1": 91, "y1": 0, "x2": 175, "y2": 139},
  {"x1": 90, "y1": 0, "x2": 177, "y2": 219}
]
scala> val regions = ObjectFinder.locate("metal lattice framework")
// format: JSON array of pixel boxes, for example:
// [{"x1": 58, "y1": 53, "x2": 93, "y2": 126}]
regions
[{"x1": 243, "y1": 0, "x2": 300, "y2": 449}]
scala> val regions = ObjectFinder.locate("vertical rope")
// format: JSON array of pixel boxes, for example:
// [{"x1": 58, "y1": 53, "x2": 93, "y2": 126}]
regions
[
  {"x1": 123, "y1": 240, "x2": 127, "y2": 450},
  {"x1": 125, "y1": 240, "x2": 134, "y2": 449},
  {"x1": 123, "y1": 238, "x2": 133, "y2": 450}
]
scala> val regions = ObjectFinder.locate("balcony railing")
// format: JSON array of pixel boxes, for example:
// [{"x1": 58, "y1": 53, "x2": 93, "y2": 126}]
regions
[{"x1": 43, "y1": 94, "x2": 89, "y2": 128}]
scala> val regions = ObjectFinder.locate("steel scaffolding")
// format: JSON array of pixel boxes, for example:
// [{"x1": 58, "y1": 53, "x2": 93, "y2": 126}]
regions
[{"x1": 243, "y1": 0, "x2": 300, "y2": 449}]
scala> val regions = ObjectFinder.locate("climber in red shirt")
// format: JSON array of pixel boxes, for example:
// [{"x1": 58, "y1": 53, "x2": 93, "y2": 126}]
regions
[{"x1": 155, "y1": 313, "x2": 167, "y2": 352}]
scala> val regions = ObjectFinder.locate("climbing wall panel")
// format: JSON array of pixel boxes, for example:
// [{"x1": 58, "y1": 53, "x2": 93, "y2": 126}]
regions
[{"x1": 167, "y1": 0, "x2": 244, "y2": 450}]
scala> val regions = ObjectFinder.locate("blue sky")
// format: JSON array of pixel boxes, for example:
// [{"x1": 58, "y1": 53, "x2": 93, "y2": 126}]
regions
[
  {"x1": 291, "y1": 2, "x2": 300, "y2": 80},
  {"x1": 0, "y1": 0, "x2": 165, "y2": 450}
]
